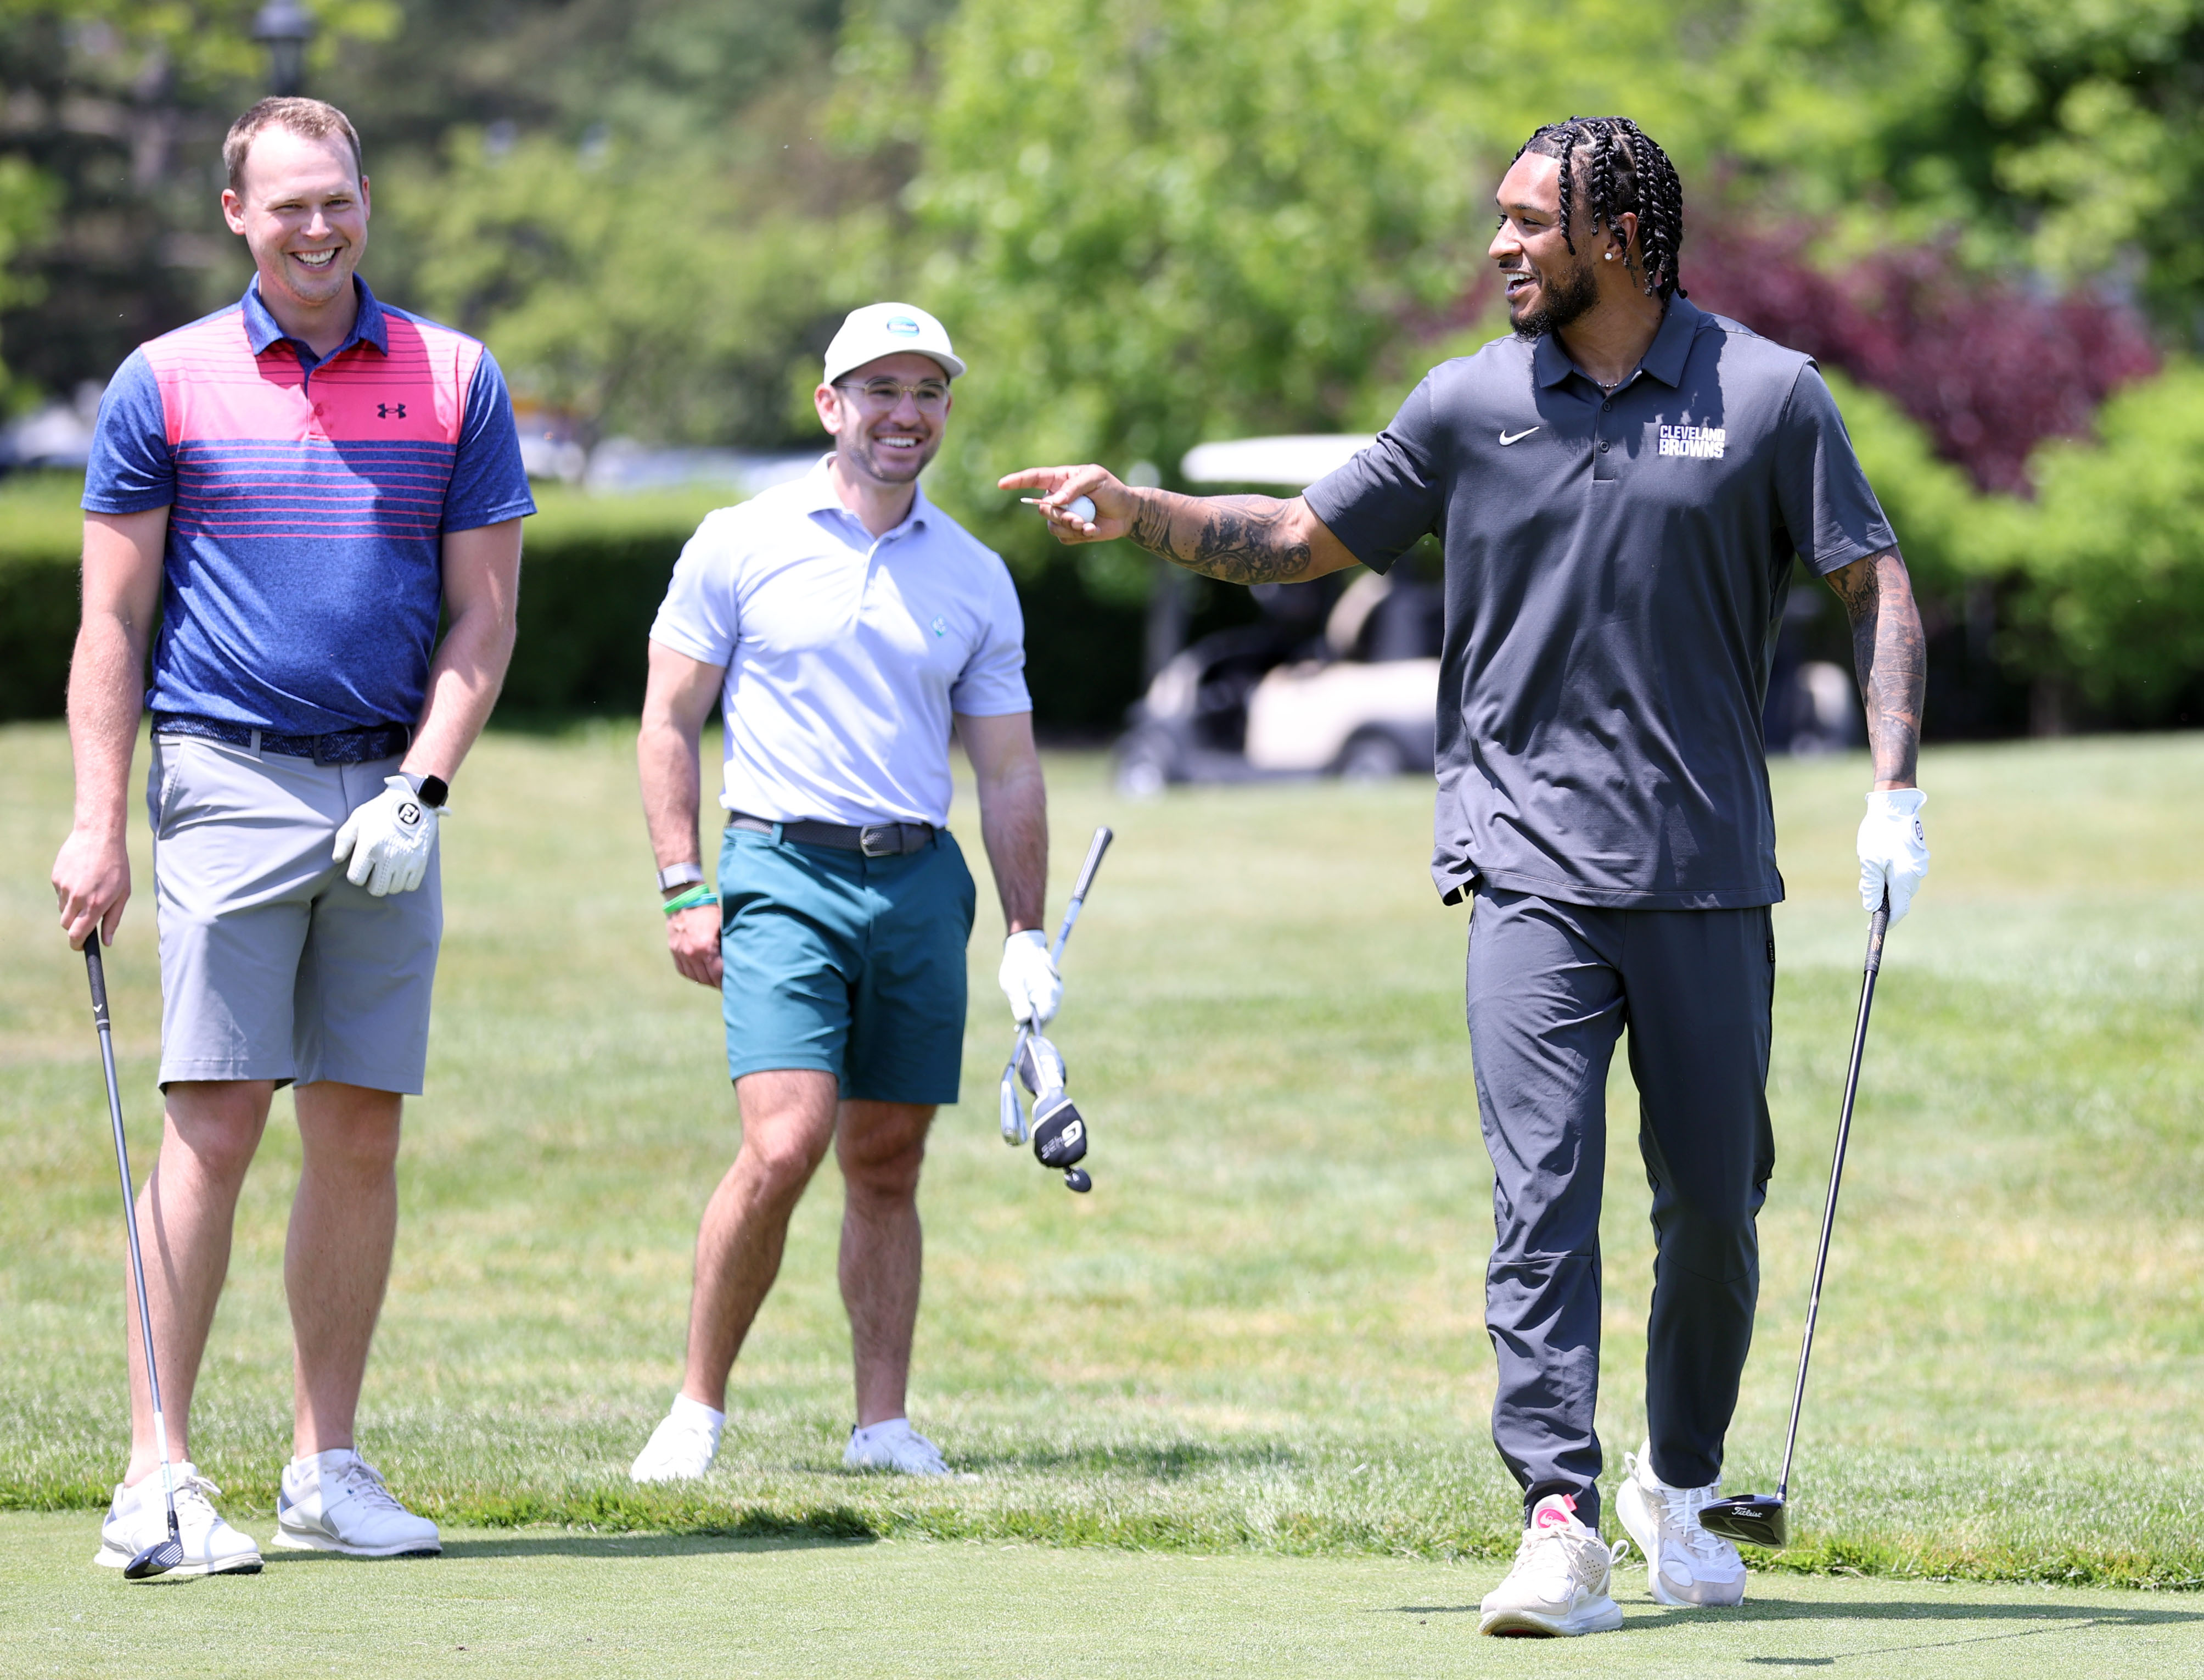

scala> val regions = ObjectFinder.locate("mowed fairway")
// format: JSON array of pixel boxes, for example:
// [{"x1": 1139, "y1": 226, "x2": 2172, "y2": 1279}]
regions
[{"x1": 3, "y1": 721, "x2": 2202, "y2": 1663}]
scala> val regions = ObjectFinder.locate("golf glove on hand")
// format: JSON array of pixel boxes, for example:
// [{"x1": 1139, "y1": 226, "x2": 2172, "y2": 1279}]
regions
[
  {"x1": 1856, "y1": 788, "x2": 1929, "y2": 922},
  {"x1": 333, "y1": 775, "x2": 441, "y2": 897},
  {"x1": 999, "y1": 928, "x2": 1062, "y2": 1026}
]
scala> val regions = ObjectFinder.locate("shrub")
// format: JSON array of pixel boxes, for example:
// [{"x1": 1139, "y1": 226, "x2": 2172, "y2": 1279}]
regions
[{"x1": 2001, "y1": 363, "x2": 2204, "y2": 723}]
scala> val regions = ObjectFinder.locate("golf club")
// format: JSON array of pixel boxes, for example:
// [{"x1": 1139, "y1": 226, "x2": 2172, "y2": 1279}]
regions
[
  {"x1": 1000, "y1": 825, "x2": 1112, "y2": 1191},
  {"x1": 85, "y1": 939, "x2": 186, "y2": 1580},
  {"x1": 1699, "y1": 888, "x2": 1892, "y2": 1550}
]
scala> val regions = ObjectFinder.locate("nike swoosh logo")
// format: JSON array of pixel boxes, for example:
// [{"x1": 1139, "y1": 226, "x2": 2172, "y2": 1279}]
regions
[{"x1": 1499, "y1": 428, "x2": 1540, "y2": 445}]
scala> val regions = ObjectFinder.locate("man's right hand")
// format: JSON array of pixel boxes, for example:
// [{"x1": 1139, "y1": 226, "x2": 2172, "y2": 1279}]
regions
[
  {"x1": 666, "y1": 901, "x2": 723, "y2": 987},
  {"x1": 997, "y1": 466, "x2": 1136, "y2": 545},
  {"x1": 53, "y1": 828, "x2": 131, "y2": 950}
]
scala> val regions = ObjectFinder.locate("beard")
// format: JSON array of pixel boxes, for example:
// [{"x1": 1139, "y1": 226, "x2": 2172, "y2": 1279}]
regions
[
  {"x1": 1509, "y1": 256, "x2": 1600, "y2": 341},
  {"x1": 842, "y1": 428, "x2": 939, "y2": 485}
]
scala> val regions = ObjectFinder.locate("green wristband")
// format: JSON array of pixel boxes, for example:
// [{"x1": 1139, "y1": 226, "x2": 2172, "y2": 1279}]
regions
[{"x1": 661, "y1": 884, "x2": 716, "y2": 916}]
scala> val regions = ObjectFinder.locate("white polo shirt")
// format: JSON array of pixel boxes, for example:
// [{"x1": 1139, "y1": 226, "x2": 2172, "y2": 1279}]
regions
[{"x1": 648, "y1": 461, "x2": 1031, "y2": 828}]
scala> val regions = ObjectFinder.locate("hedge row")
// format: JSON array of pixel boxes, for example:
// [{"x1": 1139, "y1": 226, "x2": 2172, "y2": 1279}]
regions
[{"x1": 0, "y1": 478, "x2": 1158, "y2": 731}]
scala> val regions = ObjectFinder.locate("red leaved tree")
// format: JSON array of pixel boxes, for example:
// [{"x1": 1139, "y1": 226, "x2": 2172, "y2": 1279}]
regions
[{"x1": 1681, "y1": 226, "x2": 2159, "y2": 495}]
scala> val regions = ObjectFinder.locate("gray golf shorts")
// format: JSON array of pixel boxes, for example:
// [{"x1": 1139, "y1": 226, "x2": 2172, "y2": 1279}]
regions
[{"x1": 147, "y1": 733, "x2": 441, "y2": 1094}]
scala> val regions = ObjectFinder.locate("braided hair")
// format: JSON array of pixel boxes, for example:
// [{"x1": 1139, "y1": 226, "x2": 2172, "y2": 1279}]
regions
[{"x1": 1515, "y1": 116, "x2": 1686, "y2": 301}]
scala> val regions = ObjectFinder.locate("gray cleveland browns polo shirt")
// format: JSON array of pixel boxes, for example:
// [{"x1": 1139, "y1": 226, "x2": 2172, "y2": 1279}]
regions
[{"x1": 1304, "y1": 296, "x2": 1895, "y2": 911}]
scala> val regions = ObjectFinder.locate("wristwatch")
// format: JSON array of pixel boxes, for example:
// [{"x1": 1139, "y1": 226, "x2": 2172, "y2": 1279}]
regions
[{"x1": 657, "y1": 860, "x2": 706, "y2": 893}]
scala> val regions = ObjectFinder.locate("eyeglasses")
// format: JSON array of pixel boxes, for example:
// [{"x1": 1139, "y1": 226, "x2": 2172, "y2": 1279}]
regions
[{"x1": 833, "y1": 377, "x2": 951, "y2": 412}]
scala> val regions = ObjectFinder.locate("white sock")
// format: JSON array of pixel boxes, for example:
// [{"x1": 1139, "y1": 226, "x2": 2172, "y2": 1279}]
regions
[
  {"x1": 671, "y1": 1393, "x2": 725, "y2": 1437},
  {"x1": 850, "y1": 1417, "x2": 909, "y2": 1447}
]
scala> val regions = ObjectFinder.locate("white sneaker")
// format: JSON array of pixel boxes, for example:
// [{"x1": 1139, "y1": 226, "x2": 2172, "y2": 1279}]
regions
[
  {"x1": 842, "y1": 1418, "x2": 950, "y2": 1476},
  {"x1": 1478, "y1": 1493, "x2": 1625, "y2": 1637},
  {"x1": 273, "y1": 1448, "x2": 441, "y2": 1558},
  {"x1": 630, "y1": 1395, "x2": 724, "y2": 1483},
  {"x1": 1616, "y1": 1443, "x2": 1748, "y2": 1607},
  {"x1": 93, "y1": 1463, "x2": 262, "y2": 1576}
]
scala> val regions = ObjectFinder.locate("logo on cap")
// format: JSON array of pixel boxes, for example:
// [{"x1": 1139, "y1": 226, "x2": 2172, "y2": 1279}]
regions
[{"x1": 886, "y1": 317, "x2": 921, "y2": 335}]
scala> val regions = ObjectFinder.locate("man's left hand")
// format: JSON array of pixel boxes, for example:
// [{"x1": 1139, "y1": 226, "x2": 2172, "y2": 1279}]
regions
[
  {"x1": 1857, "y1": 788, "x2": 1929, "y2": 922},
  {"x1": 333, "y1": 775, "x2": 441, "y2": 896},
  {"x1": 999, "y1": 928, "x2": 1062, "y2": 1025}
]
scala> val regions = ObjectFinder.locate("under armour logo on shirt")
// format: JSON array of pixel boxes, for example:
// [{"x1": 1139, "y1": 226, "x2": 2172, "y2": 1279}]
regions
[{"x1": 377, "y1": 403, "x2": 407, "y2": 419}]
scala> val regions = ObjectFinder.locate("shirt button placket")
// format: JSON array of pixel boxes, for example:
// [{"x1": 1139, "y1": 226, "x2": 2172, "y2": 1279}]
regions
[{"x1": 1594, "y1": 393, "x2": 1618, "y2": 482}]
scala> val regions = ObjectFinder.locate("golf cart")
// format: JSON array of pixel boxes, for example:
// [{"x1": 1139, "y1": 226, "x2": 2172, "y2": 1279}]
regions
[{"x1": 1114, "y1": 565, "x2": 1443, "y2": 794}]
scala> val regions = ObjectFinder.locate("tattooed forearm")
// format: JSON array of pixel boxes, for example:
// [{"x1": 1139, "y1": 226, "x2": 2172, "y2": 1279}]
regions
[
  {"x1": 1125, "y1": 490, "x2": 1315, "y2": 585},
  {"x1": 1826, "y1": 547, "x2": 1926, "y2": 786}
]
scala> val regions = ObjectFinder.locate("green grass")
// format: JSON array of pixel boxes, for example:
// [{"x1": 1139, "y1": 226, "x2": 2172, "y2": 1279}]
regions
[
  {"x1": 3, "y1": 723, "x2": 2202, "y2": 1588},
  {"x1": 4, "y1": 1514, "x2": 2201, "y2": 1679}
]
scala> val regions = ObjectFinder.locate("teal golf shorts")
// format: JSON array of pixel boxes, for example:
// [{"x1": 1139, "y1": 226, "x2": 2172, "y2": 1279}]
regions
[{"x1": 717, "y1": 823, "x2": 977, "y2": 1104}]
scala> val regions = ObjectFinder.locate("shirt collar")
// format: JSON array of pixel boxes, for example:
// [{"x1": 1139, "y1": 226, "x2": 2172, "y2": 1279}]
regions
[
  {"x1": 1530, "y1": 294, "x2": 1703, "y2": 391},
  {"x1": 240, "y1": 274, "x2": 389, "y2": 360},
  {"x1": 798, "y1": 455, "x2": 933, "y2": 539}
]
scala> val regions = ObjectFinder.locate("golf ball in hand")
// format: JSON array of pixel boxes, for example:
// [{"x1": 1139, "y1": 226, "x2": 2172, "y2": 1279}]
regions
[{"x1": 1065, "y1": 495, "x2": 1097, "y2": 524}]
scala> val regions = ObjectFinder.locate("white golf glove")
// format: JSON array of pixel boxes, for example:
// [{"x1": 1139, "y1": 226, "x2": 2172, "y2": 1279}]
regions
[
  {"x1": 1856, "y1": 788, "x2": 1928, "y2": 922},
  {"x1": 333, "y1": 775, "x2": 441, "y2": 897},
  {"x1": 998, "y1": 928, "x2": 1063, "y2": 1026}
]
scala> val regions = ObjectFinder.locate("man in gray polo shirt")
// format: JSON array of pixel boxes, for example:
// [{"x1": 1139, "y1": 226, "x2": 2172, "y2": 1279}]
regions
[
  {"x1": 629, "y1": 303, "x2": 1056, "y2": 1482},
  {"x1": 1006, "y1": 116, "x2": 1929, "y2": 1637}
]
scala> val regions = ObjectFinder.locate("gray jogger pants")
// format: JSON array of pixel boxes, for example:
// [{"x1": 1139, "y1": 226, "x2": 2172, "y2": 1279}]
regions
[{"x1": 1466, "y1": 887, "x2": 1776, "y2": 1530}]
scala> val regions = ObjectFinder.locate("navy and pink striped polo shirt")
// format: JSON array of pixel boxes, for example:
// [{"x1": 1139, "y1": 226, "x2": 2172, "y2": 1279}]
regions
[{"x1": 83, "y1": 277, "x2": 535, "y2": 736}]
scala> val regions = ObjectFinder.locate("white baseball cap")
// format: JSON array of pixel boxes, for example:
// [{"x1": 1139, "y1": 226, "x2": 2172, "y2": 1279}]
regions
[{"x1": 822, "y1": 302, "x2": 966, "y2": 385}]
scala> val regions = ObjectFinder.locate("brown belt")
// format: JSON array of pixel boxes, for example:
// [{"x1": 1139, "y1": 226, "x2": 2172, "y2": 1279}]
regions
[{"x1": 726, "y1": 811, "x2": 936, "y2": 858}]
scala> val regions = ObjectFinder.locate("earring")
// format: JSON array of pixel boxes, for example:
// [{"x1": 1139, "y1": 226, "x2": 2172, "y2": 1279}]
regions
[{"x1": 1605, "y1": 250, "x2": 1617, "y2": 260}]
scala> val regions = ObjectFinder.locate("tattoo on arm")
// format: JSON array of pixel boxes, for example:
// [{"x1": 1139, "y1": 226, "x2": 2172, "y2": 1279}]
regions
[
  {"x1": 1827, "y1": 547, "x2": 1926, "y2": 786},
  {"x1": 1126, "y1": 491, "x2": 1313, "y2": 585}
]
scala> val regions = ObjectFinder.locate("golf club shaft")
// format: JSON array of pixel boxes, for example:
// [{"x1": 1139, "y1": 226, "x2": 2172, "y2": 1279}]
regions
[
  {"x1": 87, "y1": 943, "x2": 178, "y2": 1521},
  {"x1": 1001, "y1": 827, "x2": 1113, "y2": 1139},
  {"x1": 1773, "y1": 890, "x2": 1891, "y2": 1500},
  {"x1": 1048, "y1": 826, "x2": 1114, "y2": 965}
]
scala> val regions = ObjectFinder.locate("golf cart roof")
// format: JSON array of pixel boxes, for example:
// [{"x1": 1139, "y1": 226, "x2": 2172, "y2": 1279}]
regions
[{"x1": 1179, "y1": 434, "x2": 1376, "y2": 490}]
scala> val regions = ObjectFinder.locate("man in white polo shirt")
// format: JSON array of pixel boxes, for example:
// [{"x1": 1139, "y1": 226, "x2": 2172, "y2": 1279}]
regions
[{"x1": 627, "y1": 304, "x2": 1056, "y2": 1480}]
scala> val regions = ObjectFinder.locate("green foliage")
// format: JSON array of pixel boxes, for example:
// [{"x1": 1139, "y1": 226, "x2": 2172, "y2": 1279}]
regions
[
  {"x1": 493, "y1": 486, "x2": 730, "y2": 720},
  {"x1": 2000, "y1": 363, "x2": 2204, "y2": 719},
  {"x1": 0, "y1": 475, "x2": 80, "y2": 721},
  {"x1": 866, "y1": 0, "x2": 1720, "y2": 575},
  {"x1": 378, "y1": 133, "x2": 853, "y2": 447},
  {"x1": 1818, "y1": 370, "x2": 1993, "y2": 602},
  {"x1": 347, "y1": 0, "x2": 883, "y2": 450},
  {"x1": 1714, "y1": 0, "x2": 2204, "y2": 323}
]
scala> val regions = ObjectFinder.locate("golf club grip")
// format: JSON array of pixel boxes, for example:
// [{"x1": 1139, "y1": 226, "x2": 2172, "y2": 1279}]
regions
[
  {"x1": 85, "y1": 939, "x2": 110, "y2": 1027},
  {"x1": 1068, "y1": 826, "x2": 1113, "y2": 906}
]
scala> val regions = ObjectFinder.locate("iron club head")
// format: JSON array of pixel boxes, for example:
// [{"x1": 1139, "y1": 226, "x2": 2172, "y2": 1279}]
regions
[
  {"x1": 122, "y1": 1519, "x2": 183, "y2": 1580},
  {"x1": 1697, "y1": 1493, "x2": 1787, "y2": 1549}
]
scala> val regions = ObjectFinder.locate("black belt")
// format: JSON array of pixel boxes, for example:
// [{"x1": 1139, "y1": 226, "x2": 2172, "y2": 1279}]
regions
[
  {"x1": 727, "y1": 811, "x2": 936, "y2": 857},
  {"x1": 152, "y1": 714, "x2": 411, "y2": 766}
]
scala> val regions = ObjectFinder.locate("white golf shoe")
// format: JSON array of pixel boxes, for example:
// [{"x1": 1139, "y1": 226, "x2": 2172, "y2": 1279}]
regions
[
  {"x1": 273, "y1": 1448, "x2": 441, "y2": 1558},
  {"x1": 842, "y1": 1418, "x2": 950, "y2": 1476},
  {"x1": 1615, "y1": 1443, "x2": 1748, "y2": 1607},
  {"x1": 630, "y1": 1395, "x2": 725, "y2": 1484},
  {"x1": 1478, "y1": 1493, "x2": 1625, "y2": 1637},
  {"x1": 93, "y1": 1463, "x2": 262, "y2": 1576}
]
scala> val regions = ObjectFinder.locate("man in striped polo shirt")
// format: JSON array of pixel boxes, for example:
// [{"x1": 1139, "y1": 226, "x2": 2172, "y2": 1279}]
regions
[{"x1": 51, "y1": 97, "x2": 534, "y2": 1572}]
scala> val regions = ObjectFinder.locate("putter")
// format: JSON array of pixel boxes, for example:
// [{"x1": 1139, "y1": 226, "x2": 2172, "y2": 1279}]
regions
[
  {"x1": 999, "y1": 825, "x2": 1112, "y2": 1191},
  {"x1": 1699, "y1": 889, "x2": 1892, "y2": 1550},
  {"x1": 85, "y1": 940, "x2": 186, "y2": 1580}
]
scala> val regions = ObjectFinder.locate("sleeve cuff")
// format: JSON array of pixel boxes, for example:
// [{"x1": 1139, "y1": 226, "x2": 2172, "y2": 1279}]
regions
[{"x1": 442, "y1": 496, "x2": 539, "y2": 534}]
